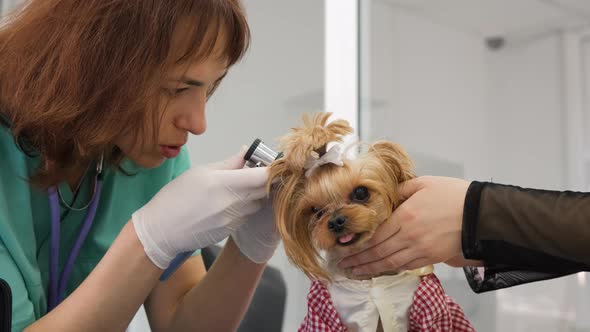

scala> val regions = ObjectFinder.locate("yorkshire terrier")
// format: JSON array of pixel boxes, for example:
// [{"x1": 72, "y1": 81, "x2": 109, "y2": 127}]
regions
[{"x1": 268, "y1": 113, "x2": 475, "y2": 332}]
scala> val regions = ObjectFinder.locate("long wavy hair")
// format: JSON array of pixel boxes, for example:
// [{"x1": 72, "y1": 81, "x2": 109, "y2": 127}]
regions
[{"x1": 0, "y1": 0, "x2": 250, "y2": 187}]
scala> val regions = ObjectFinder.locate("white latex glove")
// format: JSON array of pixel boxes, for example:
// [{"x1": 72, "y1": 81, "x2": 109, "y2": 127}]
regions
[
  {"x1": 214, "y1": 149, "x2": 280, "y2": 263},
  {"x1": 231, "y1": 196, "x2": 280, "y2": 264},
  {"x1": 132, "y1": 149, "x2": 268, "y2": 269}
]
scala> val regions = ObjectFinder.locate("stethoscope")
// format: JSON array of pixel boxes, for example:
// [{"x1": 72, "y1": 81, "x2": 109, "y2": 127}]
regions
[
  {"x1": 43, "y1": 153, "x2": 183, "y2": 310},
  {"x1": 43, "y1": 152, "x2": 182, "y2": 311},
  {"x1": 46, "y1": 155, "x2": 104, "y2": 311}
]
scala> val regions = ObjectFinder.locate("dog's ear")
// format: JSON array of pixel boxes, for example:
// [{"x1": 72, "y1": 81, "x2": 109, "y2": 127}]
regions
[
  {"x1": 367, "y1": 140, "x2": 415, "y2": 184},
  {"x1": 267, "y1": 159, "x2": 331, "y2": 281}
]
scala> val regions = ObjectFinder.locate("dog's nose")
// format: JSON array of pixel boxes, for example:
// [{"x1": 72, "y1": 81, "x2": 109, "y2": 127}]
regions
[{"x1": 328, "y1": 215, "x2": 347, "y2": 233}]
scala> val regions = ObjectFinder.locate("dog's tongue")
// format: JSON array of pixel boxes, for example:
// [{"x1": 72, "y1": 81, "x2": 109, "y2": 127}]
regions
[{"x1": 338, "y1": 234, "x2": 355, "y2": 244}]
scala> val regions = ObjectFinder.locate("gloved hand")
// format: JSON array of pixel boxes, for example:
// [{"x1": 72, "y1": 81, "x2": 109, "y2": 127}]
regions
[
  {"x1": 132, "y1": 148, "x2": 269, "y2": 269},
  {"x1": 211, "y1": 149, "x2": 280, "y2": 263},
  {"x1": 231, "y1": 197, "x2": 280, "y2": 264}
]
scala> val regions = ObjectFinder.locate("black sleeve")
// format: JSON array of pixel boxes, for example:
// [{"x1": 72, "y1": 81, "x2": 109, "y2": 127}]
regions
[{"x1": 461, "y1": 181, "x2": 590, "y2": 293}]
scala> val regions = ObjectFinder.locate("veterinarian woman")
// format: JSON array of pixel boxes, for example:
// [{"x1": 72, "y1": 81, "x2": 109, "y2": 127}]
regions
[
  {"x1": 340, "y1": 176, "x2": 590, "y2": 293},
  {"x1": 0, "y1": 0, "x2": 279, "y2": 330}
]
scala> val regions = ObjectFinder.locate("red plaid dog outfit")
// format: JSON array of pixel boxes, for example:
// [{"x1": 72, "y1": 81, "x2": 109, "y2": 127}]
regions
[{"x1": 299, "y1": 274, "x2": 475, "y2": 332}]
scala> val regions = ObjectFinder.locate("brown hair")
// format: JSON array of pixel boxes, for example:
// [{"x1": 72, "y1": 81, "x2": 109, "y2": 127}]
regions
[{"x1": 0, "y1": 0, "x2": 250, "y2": 187}]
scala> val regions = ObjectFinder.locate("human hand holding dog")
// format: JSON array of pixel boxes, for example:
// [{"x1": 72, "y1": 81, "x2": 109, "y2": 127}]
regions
[{"x1": 338, "y1": 176, "x2": 481, "y2": 275}]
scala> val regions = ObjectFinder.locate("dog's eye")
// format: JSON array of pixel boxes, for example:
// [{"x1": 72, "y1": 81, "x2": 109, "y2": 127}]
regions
[
  {"x1": 351, "y1": 186, "x2": 370, "y2": 202},
  {"x1": 311, "y1": 207, "x2": 326, "y2": 219}
]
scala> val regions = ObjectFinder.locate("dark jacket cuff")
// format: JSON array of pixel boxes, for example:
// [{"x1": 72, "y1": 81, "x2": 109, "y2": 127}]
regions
[{"x1": 462, "y1": 181, "x2": 486, "y2": 260}]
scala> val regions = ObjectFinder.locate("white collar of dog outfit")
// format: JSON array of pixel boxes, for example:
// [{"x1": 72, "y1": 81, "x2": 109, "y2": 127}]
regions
[{"x1": 327, "y1": 272, "x2": 421, "y2": 332}]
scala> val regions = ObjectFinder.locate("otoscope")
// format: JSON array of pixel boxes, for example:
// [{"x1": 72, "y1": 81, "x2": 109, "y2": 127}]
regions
[{"x1": 159, "y1": 139, "x2": 281, "y2": 281}]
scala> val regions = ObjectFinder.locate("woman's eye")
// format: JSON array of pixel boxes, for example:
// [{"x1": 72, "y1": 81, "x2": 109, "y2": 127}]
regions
[
  {"x1": 172, "y1": 87, "x2": 189, "y2": 95},
  {"x1": 165, "y1": 87, "x2": 189, "y2": 97},
  {"x1": 351, "y1": 186, "x2": 370, "y2": 202}
]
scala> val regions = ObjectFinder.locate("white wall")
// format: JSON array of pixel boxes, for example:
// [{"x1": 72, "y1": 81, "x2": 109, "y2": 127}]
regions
[
  {"x1": 361, "y1": 1, "x2": 581, "y2": 331},
  {"x1": 484, "y1": 33, "x2": 566, "y2": 190},
  {"x1": 362, "y1": 0, "x2": 491, "y2": 182},
  {"x1": 363, "y1": 1, "x2": 568, "y2": 187}
]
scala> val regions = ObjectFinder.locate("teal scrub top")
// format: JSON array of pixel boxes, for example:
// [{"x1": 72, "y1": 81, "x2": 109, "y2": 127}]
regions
[{"x1": 0, "y1": 126, "x2": 194, "y2": 331}]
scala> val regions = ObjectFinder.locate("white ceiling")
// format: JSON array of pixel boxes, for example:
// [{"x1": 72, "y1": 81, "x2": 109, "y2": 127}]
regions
[{"x1": 382, "y1": 0, "x2": 590, "y2": 38}]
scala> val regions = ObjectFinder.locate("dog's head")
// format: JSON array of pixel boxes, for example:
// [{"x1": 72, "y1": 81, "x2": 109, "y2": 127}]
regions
[{"x1": 268, "y1": 112, "x2": 414, "y2": 280}]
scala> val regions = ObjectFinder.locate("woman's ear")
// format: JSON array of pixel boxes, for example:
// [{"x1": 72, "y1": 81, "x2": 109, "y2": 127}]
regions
[{"x1": 367, "y1": 140, "x2": 415, "y2": 184}]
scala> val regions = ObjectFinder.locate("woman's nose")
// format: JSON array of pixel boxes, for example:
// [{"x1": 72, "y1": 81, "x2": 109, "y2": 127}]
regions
[{"x1": 177, "y1": 97, "x2": 207, "y2": 135}]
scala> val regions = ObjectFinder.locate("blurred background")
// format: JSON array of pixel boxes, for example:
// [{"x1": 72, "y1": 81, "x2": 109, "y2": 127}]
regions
[{"x1": 4, "y1": 0, "x2": 590, "y2": 331}]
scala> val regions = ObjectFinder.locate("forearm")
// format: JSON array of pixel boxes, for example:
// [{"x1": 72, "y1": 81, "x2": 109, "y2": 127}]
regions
[
  {"x1": 26, "y1": 220, "x2": 161, "y2": 332},
  {"x1": 461, "y1": 182, "x2": 590, "y2": 293},
  {"x1": 170, "y1": 238, "x2": 265, "y2": 331},
  {"x1": 463, "y1": 181, "x2": 590, "y2": 268}
]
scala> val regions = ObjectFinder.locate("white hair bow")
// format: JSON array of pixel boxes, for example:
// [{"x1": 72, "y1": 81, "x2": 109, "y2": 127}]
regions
[{"x1": 304, "y1": 144, "x2": 344, "y2": 177}]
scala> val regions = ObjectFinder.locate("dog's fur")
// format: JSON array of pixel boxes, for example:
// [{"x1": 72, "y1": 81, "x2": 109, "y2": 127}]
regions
[
  {"x1": 267, "y1": 112, "x2": 419, "y2": 282},
  {"x1": 266, "y1": 113, "x2": 475, "y2": 332}
]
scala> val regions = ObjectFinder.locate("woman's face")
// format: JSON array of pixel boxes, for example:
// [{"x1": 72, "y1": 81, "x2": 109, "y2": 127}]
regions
[{"x1": 116, "y1": 37, "x2": 229, "y2": 168}]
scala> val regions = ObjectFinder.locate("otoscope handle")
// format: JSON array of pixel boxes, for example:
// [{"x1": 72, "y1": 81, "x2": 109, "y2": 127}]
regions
[{"x1": 160, "y1": 251, "x2": 192, "y2": 281}]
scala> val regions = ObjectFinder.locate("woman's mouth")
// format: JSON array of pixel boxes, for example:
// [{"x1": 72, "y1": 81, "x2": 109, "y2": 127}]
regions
[{"x1": 160, "y1": 145, "x2": 182, "y2": 158}]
